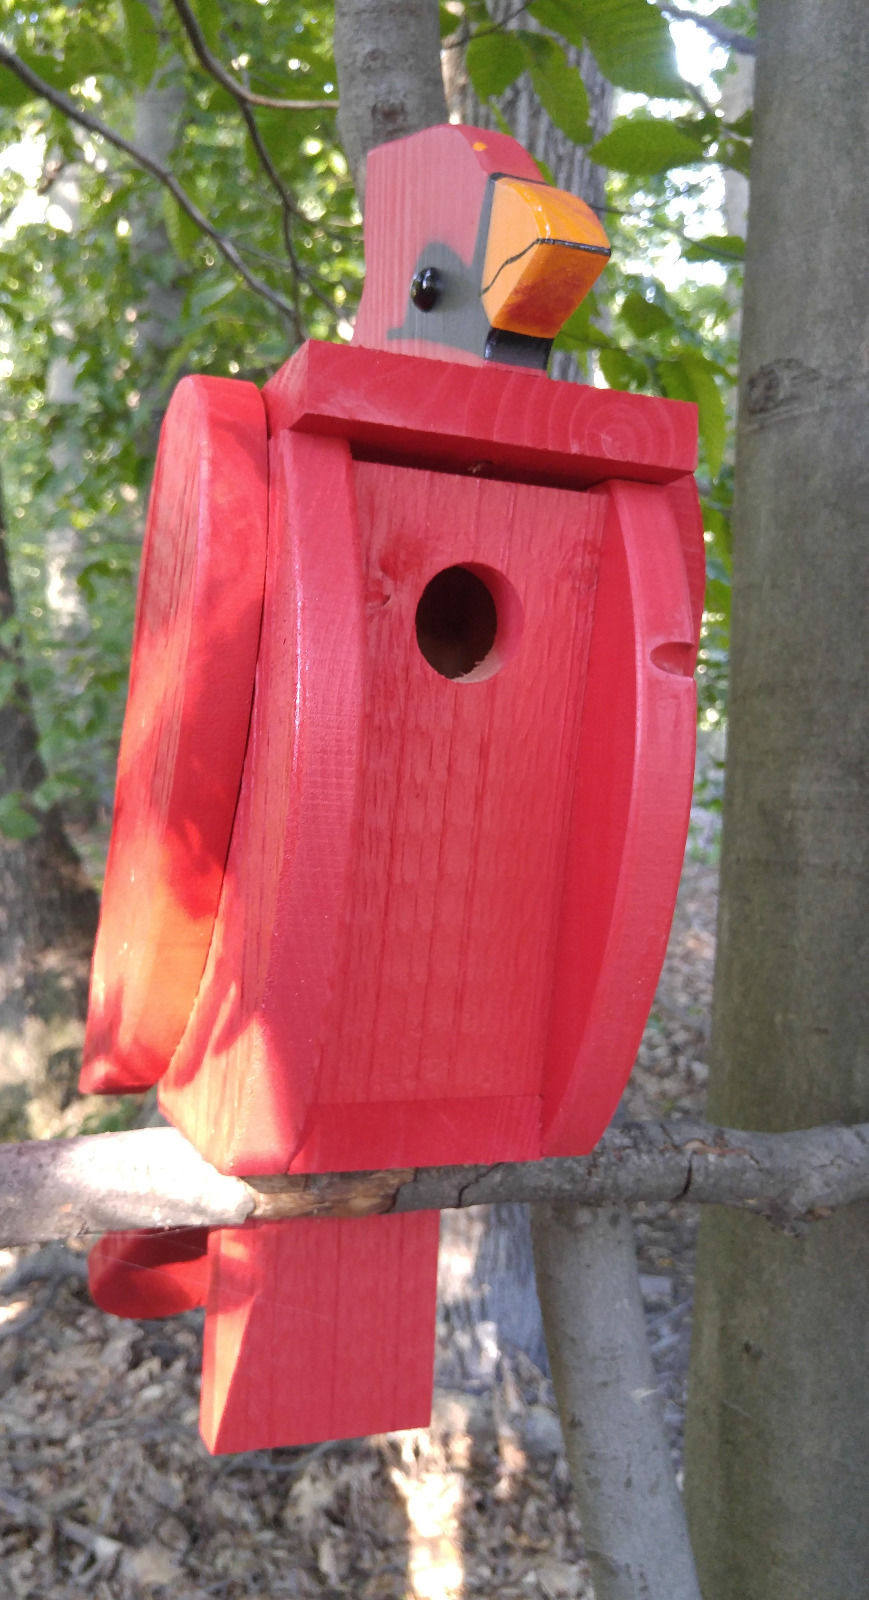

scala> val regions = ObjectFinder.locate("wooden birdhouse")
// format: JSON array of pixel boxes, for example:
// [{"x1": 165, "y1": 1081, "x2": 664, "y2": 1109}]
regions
[{"x1": 80, "y1": 125, "x2": 704, "y2": 1454}]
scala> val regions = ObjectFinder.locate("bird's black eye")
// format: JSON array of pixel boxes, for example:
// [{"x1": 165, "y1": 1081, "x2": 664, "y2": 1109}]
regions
[{"x1": 410, "y1": 266, "x2": 442, "y2": 313}]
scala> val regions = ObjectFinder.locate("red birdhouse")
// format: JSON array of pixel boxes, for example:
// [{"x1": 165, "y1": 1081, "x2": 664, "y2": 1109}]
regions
[{"x1": 81, "y1": 125, "x2": 704, "y2": 1454}]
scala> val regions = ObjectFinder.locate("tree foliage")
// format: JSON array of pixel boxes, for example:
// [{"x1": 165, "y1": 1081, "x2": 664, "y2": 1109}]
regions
[{"x1": 0, "y1": 0, "x2": 753, "y2": 834}]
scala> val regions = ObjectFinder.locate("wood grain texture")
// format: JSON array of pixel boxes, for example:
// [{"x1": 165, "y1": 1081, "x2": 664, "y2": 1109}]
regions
[
  {"x1": 81, "y1": 126, "x2": 704, "y2": 1452},
  {"x1": 160, "y1": 453, "x2": 607, "y2": 1174},
  {"x1": 200, "y1": 1211, "x2": 440, "y2": 1453},
  {"x1": 264, "y1": 340, "x2": 698, "y2": 488},
  {"x1": 543, "y1": 479, "x2": 701, "y2": 1155},
  {"x1": 80, "y1": 377, "x2": 267, "y2": 1094},
  {"x1": 353, "y1": 123, "x2": 542, "y2": 364},
  {"x1": 159, "y1": 428, "x2": 367, "y2": 1171}
]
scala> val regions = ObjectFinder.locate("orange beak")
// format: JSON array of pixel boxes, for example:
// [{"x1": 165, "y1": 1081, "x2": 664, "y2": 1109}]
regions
[{"x1": 481, "y1": 177, "x2": 611, "y2": 339}]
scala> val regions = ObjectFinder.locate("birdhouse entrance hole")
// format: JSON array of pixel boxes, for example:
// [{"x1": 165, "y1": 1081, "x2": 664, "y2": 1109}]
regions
[{"x1": 415, "y1": 564, "x2": 520, "y2": 682}]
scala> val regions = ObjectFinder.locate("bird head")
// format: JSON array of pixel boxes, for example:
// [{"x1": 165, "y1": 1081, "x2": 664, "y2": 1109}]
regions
[{"x1": 352, "y1": 124, "x2": 610, "y2": 372}]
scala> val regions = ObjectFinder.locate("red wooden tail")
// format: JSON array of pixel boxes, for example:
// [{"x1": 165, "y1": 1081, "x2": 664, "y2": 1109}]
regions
[{"x1": 200, "y1": 1212, "x2": 441, "y2": 1453}]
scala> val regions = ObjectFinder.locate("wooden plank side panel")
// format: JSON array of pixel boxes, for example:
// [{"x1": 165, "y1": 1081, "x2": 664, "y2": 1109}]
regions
[
  {"x1": 159, "y1": 431, "x2": 366, "y2": 1174},
  {"x1": 542, "y1": 480, "x2": 702, "y2": 1155},
  {"x1": 200, "y1": 1212, "x2": 440, "y2": 1453},
  {"x1": 163, "y1": 453, "x2": 606, "y2": 1177},
  {"x1": 81, "y1": 378, "x2": 267, "y2": 1094},
  {"x1": 263, "y1": 342, "x2": 697, "y2": 488},
  {"x1": 289, "y1": 462, "x2": 605, "y2": 1169}
]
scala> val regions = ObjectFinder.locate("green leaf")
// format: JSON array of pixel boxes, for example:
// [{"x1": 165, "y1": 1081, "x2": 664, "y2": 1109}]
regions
[
  {"x1": 705, "y1": 576, "x2": 732, "y2": 620},
  {"x1": 718, "y1": 135, "x2": 752, "y2": 178},
  {"x1": 0, "y1": 793, "x2": 40, "y2": 842},
  {"x1": 120, "y1": 0, "x2": 160, "y2": 91},
  {"x1": 621, "y1": 290, "x2": 674, "y2": 337},
  {"x1": 190, "y1": 0, "x2": 224, "y2": 54},
  {"x1": 556, "y1": 296, "x2": 596, "y2": 347},
  {"x1": 527, "y1": 0, "x2": 588, "y2": 48},
  {"x1": 186, "y1": 276, "x2": 237, "y2": 319},
  {"x1": 599, "y1": 347, "x2": 647, "y2": 390},
  {"x1": 161, "y1": 193, "x2": 201, "y2": 262},
  {"x1": 16, "y1": 49, "x2": 80, "y2": 93},
  {"x1": 684, "y1": 233, "x2": 745, "y2": 264},
  {"x1": 466, "y1": 30, "x2": 526, "y2": 98},
  {"x1": 0, "y1": 63, "x2": 33, "y2": 108},
  {"x1": 590, "y1": 116, "x2": 706, "y2": 175},
  {"x1": 725, "y1": 107, "x2": 753, "y2": 138},
  {"x1": 520, "y1": 32, "x2": 590, "y2": 143},
  {"x1": 662, "y1": 353, "x2": 727, "y2": 477},
  {"x1": 532, "y1": 0, "x2": 685, "y2": 99}
]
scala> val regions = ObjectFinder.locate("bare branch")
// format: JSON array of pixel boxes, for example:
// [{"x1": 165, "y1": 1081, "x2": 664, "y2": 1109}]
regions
[
  {"x1": 0, "y1": 44, "x2": 298, "y2": 324},
  {"x1": 658, "y1": 3, "x2": 757, "y2": 56},
  {"x1": 168, "y1": 0, "x2": 338, "y2": 110},
  {"x1": 1, "y1": 1119, "x2": 867, "y2": 1249}
]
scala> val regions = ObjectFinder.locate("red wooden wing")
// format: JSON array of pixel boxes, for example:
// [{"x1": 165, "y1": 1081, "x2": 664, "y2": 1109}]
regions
[
  {"x1": 81, "y1": 378, "x2": 267, "y2": 1094},
  {"x1": 543, "y1": 477, "x2": 703, "y2": 1153},
  {"x1": 88, "y1": 1228, "x2": 210, "y2": 1319},
  {"x1": 200, "y1": 1214, "x2": 440, "y2": 1453}
]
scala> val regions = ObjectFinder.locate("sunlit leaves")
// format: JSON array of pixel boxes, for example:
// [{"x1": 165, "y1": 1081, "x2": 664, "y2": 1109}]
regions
[
  {"x1": 620, "y1": 289, "x2": 675, "y2": 337},
  {"x1": 530, "y1": 0, "x2": 683, "y2": 98},
  {"x1": 660, "y1": 351, "x2": 728, "y2": 477},
  {"x1": 465, "y1": 26, "x2": 591, "y2": 141},
  {"x1": 0, "y1": 0, "x2": 360, "y2": 818},
  {"x1": 119, "y1": 0, "x2": 160, "y2": 91},
  {"x1": 684, "y1": 233, "x2": 745, "y2": 264},
  {"x1": 520, "y1": 32, "x2": 591, "y2": 142},
  {"x1": 466, "y1": 29, "x2": 525, "y2": 98},
  {"x1": 591, "y1": 115, "x2": 707, "y2": 174}
]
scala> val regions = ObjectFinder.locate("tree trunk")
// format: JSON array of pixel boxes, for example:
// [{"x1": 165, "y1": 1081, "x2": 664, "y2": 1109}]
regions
[
  {"x1": 683, "y1": 4, "x2": 869, "y2": 1595},
  {"x1": 334, "y1": 0, "x2": 447, "y2": 200}
]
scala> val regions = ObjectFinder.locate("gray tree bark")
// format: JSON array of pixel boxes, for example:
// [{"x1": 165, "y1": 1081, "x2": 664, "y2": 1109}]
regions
[
  {"x1": 532, "y1": 1206, "x2": 702, "y2": 1600},
  {"x1": 334, "y1": 0, "x2": 447, "y2": 202},
  {"x1": 683, "y1": 4, "x2": 869, "y2": 1596},
  {"x1": 3, "y1": 1116, "x2": 867, "y2": 1247}
]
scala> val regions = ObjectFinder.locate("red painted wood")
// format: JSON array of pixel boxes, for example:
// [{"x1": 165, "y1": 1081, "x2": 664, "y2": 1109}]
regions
[
  {"x1": 264, "y1": 340, "x2": 698, "y2": 488},
  {"x1": 88, "y1": 1228, "x2": 210, "y2": 1319},
  {"x1": 353, "y1": 124, "x2": 542, "y2": 365},
  {"x1": 159, "y1": 428, "x2": 367, "y2": 1169},
  {"x1": 82, "y1": 123, "x2": 704, "y2": 1454},
  {"x1": 80, "y1": 377, "x2": 267, "y2": 1094},
  {"x1": 200, "y1": 1213, "x2": 440, "y2": 1453},
  {"x1": 160, "y1": 451, "x2": 608, "y2": 1173},
  {"x1": 542, "y1": 479, "x2": 701, "y2": 1155}
]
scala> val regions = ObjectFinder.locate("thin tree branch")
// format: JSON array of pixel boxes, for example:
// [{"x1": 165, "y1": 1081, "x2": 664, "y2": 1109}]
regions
[
  {"x1": 1, "y1": 1119, "x2": 867, "y2": 1248},
  {"x1": 168, "y1": 0, "x2": 350, "y2": 334},
  {"x1": 658, "y1": 3, "x2": 757, "y2": 56},
  {"x1": 167, "y1": 0, "x2": 339, "y2": 109},
  {"x1": 440, "y1": 2, "x2": 530, "y2": 52},
  {"x1": 0, "y1": 44, "x2": 298, "y2": 324}
]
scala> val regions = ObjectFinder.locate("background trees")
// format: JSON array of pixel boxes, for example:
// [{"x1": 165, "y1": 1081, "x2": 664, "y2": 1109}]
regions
[{"x1": 684, "y1": 4, "x2": 869, "y2": 1594}]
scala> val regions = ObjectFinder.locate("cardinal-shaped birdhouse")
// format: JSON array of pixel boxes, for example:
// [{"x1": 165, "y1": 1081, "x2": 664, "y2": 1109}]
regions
[{"x1": 80, "y1": 125, "x2": 704, "y2": 1453}]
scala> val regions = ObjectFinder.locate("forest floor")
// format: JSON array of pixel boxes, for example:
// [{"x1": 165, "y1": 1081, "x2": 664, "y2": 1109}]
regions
[{"x1": 0, "y1": 811, "x2": 719, "y2": 1599}]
